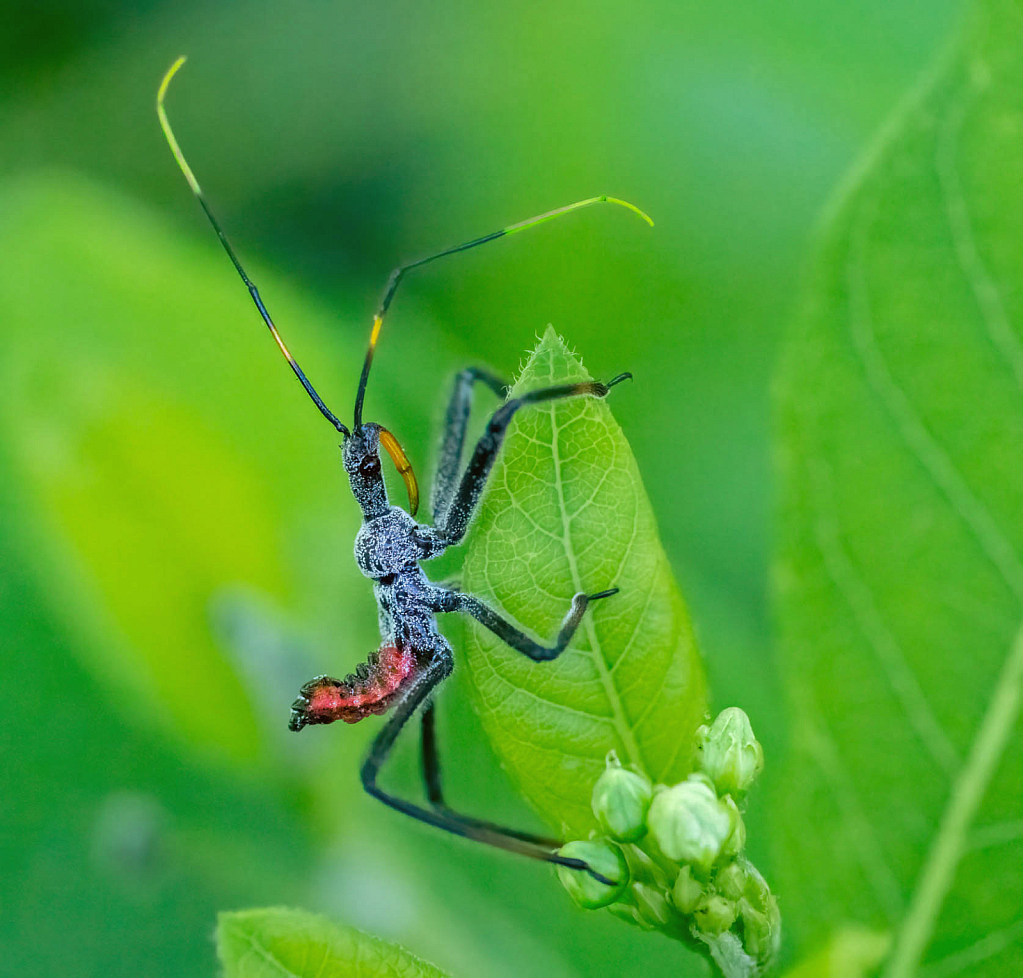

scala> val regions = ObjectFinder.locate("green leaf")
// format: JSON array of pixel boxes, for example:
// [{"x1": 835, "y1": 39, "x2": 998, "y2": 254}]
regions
[
  {"x1": 216, "y1": 908, "x2": 450, "y2": 978},
  {"x1": 775, "y1": 1, "x2": 1023, "y2": 973},
  {"x1": 460, "y1": 327, "x2": 707, "y2": 835},
  {"x1": 781, "y1": 928, "x2": 890, "y2": 978}
]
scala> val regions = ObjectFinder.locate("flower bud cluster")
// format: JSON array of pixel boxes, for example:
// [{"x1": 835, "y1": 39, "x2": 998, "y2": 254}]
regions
[{"x1": 557, "y1": 709, "x2": 779, "y2": 974}]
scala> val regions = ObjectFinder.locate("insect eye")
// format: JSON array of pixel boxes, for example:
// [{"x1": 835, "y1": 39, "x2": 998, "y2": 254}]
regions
[{"x1": 359, "y1": 456, "x2": 381, "y2": 476}]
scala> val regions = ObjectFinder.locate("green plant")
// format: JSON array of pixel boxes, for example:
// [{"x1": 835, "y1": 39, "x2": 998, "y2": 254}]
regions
[
  {"x1": 4, "y1": 1, "x2": 1020, "y2": 969},
  {"x1": 213, "y1": 333, "x2": 771, "y2": 978},
  {"x1": 216, "y1": 0, "x2": 1023, "y2": 969}
]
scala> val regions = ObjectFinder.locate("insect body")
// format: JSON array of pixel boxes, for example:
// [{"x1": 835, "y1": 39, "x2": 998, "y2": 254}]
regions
[{"x1": 158, "y1": 57, "x2": 651, "y2": 883}]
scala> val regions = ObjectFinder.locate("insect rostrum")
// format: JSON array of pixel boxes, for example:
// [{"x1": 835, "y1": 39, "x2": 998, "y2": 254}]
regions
[{"x1": 157, "y1": 56, "x2": 651, "y2": 885}]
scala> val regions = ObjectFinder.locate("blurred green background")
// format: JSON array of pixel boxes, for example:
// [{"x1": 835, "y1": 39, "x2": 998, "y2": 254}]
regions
[{"x1": 0, "y1": 0, "x2": 960, "y2": 974}]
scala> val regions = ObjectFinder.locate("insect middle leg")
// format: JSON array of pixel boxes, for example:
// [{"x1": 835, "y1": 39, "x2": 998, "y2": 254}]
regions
[
  {"x1": 431, "y1": 587, "x2": 618, "y2": 661},
  {"x1": 361, "y1": 655, "x2": 615, "y2": 883},
  {"x1": 431, "y1": 374, "x2": 631, "y2": 546}
]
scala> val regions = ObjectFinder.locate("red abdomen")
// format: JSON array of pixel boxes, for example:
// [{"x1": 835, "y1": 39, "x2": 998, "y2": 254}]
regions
[{"x1": 289, "y1": 645, "x2": 419, "y2": 730}]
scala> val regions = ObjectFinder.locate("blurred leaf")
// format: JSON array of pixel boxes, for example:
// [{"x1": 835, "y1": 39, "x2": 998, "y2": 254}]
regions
[
  {"x1": 460, "y1": 328, "x2": 707, "y2": 835},
  {"x1": 0, "y1": 478, "x2": 313, "y2": 978},
  {"x1": 774, "y1": 0, "x2": 1023, "y2": 973},
  {"x1": 217, "y1": 908, "x2": 450, "y2": 978},
  {"x1": 0, "y1": 173, "x2": 367, "y2": 763},
  {"x1": 781, "y1": 928, "x2": 890, "y2": 978}
]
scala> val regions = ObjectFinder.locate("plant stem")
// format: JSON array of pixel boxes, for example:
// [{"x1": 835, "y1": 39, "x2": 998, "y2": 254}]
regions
[{"x1": 705, "y1": 933, "x2": 758, "y2": 978}]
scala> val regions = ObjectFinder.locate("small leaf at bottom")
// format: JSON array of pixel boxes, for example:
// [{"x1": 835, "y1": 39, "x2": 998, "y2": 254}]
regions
[{"x1": 216, "y1": 907, "x2": 450, "y2": 978}]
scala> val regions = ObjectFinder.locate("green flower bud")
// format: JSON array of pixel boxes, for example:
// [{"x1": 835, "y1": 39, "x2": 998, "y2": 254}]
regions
[
  {"x1": 719, "y1": 795, "x2": 746, "y2": 860},
  {"x1": 739, "y1": 894, "x2": 781, "y2": 965},
  {"x1": 742, "y1": 859, "x2": 772, "y2": 910},
  {"x1": 631, "y1": 881, "x2": 674, "y2": 929},
  {"x1": 671, "y1": 865, "x2": 705, "y2": 914},
  {"x1": 714, "y1": 861, "x2": 747, "y2": 901},
  {"x1": 693, "y1": 894, "x2": 737, "y2": 937},
  {"x1": 607, "y1": 902, "x2": 652, "y2": 930},
  {"x1": 684, "y1": 770, "x2": 718, "y2": 794},
  {"x1": 557, "y1": 840, "x2": 629, "y2": 909},
  {"x1": 591, "y1": 755, "x2": 653, "y2": 842},
  {"x1": 647, "y1": 778, "x2": 732, "y2": 872},
  {"x1": 698, "y1": 707, "x2": 764, "y2": 798}
]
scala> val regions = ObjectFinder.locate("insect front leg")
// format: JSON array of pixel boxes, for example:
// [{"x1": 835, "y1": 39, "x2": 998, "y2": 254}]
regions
[
  {"x1": 430, "y1": 587, "x2": 619, "y2": 662},
  {"x1": 432, "y1": 375, "x2": 631, "y2": 546}
]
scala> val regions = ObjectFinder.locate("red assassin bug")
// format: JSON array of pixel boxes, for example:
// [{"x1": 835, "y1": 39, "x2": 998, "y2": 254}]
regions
[{"x1": 158, "y1": 57, "x2": 652, "y2": 884}]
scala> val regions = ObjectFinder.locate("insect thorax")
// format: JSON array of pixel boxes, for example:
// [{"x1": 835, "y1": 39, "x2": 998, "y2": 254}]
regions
[{"x1": 354, "y1": 505, "x2": 427, "y2": 579}]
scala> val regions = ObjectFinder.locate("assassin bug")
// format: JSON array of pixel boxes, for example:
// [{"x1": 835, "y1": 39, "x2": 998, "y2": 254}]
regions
[{"x1": 158, "y1": 57, "x2": 652, "y2": 884}]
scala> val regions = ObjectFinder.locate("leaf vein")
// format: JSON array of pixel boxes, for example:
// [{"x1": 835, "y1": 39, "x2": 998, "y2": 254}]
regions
[
  {"x1": 233, "y1": 926, "x2": 303, "y2": 978},
  {"x1": 471, "y1": 642, "x2": 617, "y2": 722},
  {"x1": 918, "y1": 917, "x2": 1023, "y2": 978},
  {"x1": 802, "y1": 701, "x2": 906, "y2": 921},
  {"x1": 846, "y1": 188, "x2": 1023, "y2": 599},
  {"x1": 936, "y1": 74, "x2": 1023, "y2": 393},
  {"x1": 609, "y1": 576, "x2": 659, "y2": 675},
  {"x1": 806, "y1": 454, "x2": 960, "y2": 776},
  {"x1": 967, "y1": 818, "x2": 1023, "y2": 851}
]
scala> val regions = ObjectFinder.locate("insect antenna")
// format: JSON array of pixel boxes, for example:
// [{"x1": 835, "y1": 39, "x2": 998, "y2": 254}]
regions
[
  {"x1": 157, "y1": 56, "x2": 350, "y2": 438},
  {"x1": 351, "y1": 195, "x2": 653, "y2": 430}
]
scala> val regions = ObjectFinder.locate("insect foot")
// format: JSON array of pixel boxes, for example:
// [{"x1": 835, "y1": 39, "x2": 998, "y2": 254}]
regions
[
  {"x1": 556, "y1": 840, "x2": 629, "y2": 908},
  {"x1": 288, "y1": 645, "x2": 420, "y2": 730},
  {"x1": 557, "y1": 708, "x2": 779, "y2": 977}
]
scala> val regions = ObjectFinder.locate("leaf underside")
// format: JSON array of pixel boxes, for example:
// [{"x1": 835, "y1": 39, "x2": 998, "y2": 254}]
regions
[
  {"x1": 216, "y1": 908, "x2": 450, "y2": 978},
  {"x1": 774, "y1": 1, "x2": 1023, "y2": 974},
  {"x1": 459, "y1": 327, "x2": 707, "y2": 836}
]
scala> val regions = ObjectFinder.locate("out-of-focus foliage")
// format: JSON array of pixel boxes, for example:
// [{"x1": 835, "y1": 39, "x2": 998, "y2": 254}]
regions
[
  {"x1": 0, "y1": 175, "x2": 365, "y2": 762},
  {"x1": 0, "y1": 0, "x2": 966, "y2": 974},
  {"x1": 780, "y1": 928, "x2": 890, "y2": 978},
  {"x1": 461, "y1": 329, "x2": 706, "y2": 835},
  {"x1": 775, "y1": 0, "x2": 1023, "y2": 973}
]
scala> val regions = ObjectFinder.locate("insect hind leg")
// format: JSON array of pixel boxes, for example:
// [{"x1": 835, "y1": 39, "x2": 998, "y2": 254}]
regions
[
  {"x1": 362, "y1": 656, "x2": 614, "y2": 883},
  {"x1": 420, "y1": 702, "x2": 561, "y2": 848}
]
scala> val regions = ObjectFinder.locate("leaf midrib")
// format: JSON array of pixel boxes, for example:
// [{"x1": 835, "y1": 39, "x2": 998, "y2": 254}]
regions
[
  {"x1": 547, "y1": 400, "x2": 647, "y2": 775},
  {"x1": 233, "y1": 924, "x2": 304, "y2": 977},
  {"x1": 884, "y1": 626, "x2": 1023, "y2": 978}
]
